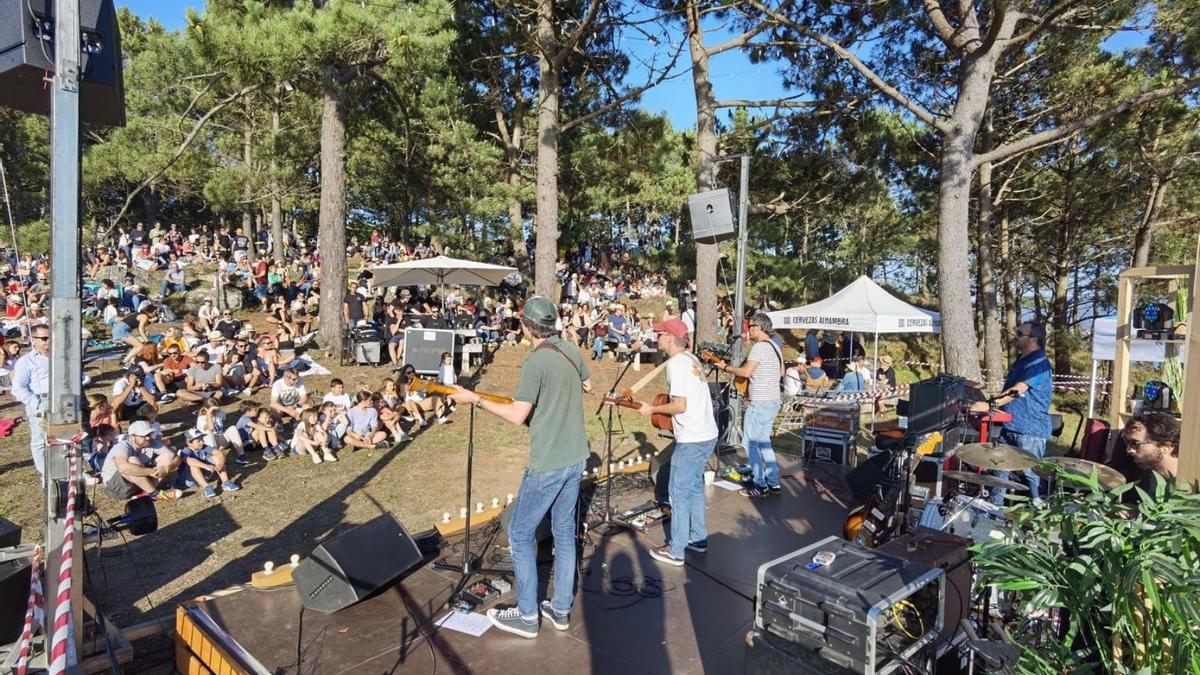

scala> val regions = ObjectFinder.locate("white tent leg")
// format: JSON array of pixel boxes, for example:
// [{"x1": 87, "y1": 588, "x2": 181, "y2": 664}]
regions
[{"x1": 1088, "y1": 359, "x2": 1098, "y2": 420}]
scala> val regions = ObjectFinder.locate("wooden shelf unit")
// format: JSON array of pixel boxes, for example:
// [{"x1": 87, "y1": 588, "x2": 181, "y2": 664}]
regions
[{"x1": 1108, "y1": 265, "x2": 1192, "y2": 453}]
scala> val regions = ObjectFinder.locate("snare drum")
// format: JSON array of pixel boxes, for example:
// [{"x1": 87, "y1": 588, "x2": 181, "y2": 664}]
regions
[{"x1": 942, "y1": 495, "x2": 1009, "y2": 543}]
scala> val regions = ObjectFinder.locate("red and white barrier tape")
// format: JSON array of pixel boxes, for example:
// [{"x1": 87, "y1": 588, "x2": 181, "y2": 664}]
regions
[
  {"x1": 48, "y1": 447, "x2": 78, "y2": 675},
  {"x1": 15, "y1": 548, "x2": 44, "y2": 675}
]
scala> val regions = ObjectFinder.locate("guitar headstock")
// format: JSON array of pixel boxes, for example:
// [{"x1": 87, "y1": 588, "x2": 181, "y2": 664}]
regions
[
  {"x1": 251, "y1": 554, "x2": 301, "y2": 589},
  {"x1": 699, "y1": 350, "x2": 720, "y2": 365},
  {"x1": 913, "y1": 431, "x2": 943, "y2": 457}
]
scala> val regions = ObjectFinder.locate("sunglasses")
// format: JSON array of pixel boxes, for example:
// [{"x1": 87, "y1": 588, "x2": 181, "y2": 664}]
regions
[
  {"x1": 1124, "y1": 438, "x2": 1153, "y2": 448},
  {"x1": 31, "y1": 335, "x2": 49, "y2": 341}
]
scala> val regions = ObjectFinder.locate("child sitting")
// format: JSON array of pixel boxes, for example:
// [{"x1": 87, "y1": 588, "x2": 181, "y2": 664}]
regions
[
  {"x1": 178, "y1": 428, "x2": 240, "y2": 499},
  {"x1": 293, "y1": 406, "x2": 337, "y2": 464}
]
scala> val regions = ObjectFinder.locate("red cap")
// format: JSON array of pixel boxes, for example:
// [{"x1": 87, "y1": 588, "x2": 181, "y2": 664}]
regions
[{"x1": 653, "y1": 319, "x2": 690, "y2": 344}]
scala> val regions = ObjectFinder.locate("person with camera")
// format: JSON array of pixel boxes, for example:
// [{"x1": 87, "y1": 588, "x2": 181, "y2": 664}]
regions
[{"x1": 101, "y1": 420, "x2": 181, "y2": 501}]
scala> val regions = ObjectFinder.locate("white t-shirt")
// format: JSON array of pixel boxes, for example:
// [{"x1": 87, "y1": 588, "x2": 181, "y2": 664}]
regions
[
  {"x1": 438, "y1": 363, "x2": 456, "y2": 386},
  {"x1": 112, "y1": 376, "x2": 147, "y2": 407},
  {"x1": 323, "y1": 391, "x2": 352, "y2": 412},
  {"x1": 271, "y1": 378, "x2": 307, "y2": 407},
  {"x1": 783, "y1": 366, "x2": 804, "y2": 396},
  {"x1": 666, "y1": 352, "x2": 718, "y2": 443}
]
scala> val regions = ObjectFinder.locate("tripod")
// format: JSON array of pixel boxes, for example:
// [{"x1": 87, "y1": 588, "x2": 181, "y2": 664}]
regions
[{"x1": 433, "y1": 403, "x2": 504, "y2": 579}]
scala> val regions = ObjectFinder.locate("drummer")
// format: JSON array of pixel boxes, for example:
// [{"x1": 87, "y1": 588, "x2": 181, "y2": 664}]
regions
[
  {"x1": 1123, "y1": 412, "x2": 1179, "y2": 496},
  {"x1": 970, "y1": 321, "x2": 1053, "y2": 505}
]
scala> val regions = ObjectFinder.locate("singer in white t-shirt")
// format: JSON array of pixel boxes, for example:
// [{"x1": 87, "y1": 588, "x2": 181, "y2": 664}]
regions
[{"x1": 637, "y1": 318, "x2": 718, "y2": 567}]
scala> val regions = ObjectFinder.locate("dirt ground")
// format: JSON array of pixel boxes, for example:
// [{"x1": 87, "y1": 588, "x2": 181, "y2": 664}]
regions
[{"x1": 0, "y1": 318, "x2": 675, "y2": 637}]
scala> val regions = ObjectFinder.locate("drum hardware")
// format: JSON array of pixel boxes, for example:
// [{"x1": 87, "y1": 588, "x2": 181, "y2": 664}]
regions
[
  {"x1": 956, "y1": 443, "x2": 1039, "y2": 472},
  {"x1": 941, "y1": 470, "x2": 1027, "y2": 492}
]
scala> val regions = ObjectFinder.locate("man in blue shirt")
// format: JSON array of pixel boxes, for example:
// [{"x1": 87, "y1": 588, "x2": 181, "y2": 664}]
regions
[
  {"x1": 972, "y1": 321, "x2": 1053, "y2": 503},
  {"x1": 12, "y1": 324, "x2": 50, "y2": 475}
]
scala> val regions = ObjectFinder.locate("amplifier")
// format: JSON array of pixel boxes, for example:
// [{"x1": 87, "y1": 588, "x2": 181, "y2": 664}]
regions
[
  {"x1": 803, "y1": 427, "x2": 855, "y2": 466},
  {"x1": 906, "y1": 376, "x2": 977, "y2": 435},
  {"x1": 756, "y1": 536, "x2": 943, "y2": 675}
]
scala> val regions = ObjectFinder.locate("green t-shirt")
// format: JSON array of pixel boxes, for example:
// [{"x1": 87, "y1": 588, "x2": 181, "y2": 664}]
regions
[{"x1": 514, "y1": 336, "x2": 591, "y2": 472}]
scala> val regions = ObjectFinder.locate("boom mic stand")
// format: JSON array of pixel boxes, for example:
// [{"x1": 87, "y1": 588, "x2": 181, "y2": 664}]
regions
[
  {"x1": 594, "y1": 356, "x2": 637, "y2": 525},
  {"x1": 434, "y1": 403, "x2": 504, "y2": 579}
]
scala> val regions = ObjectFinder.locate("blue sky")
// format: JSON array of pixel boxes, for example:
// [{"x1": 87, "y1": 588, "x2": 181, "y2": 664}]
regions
[{"x1": 118, "y1": 1, "x2": 1145, "y2": 130}]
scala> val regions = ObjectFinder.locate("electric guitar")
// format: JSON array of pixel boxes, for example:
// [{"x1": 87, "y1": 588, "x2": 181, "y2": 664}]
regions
[
  {"x1": 406, "y1": 378, "x2": 513, "y2": 405},
  {"x1": 842, "y1": 432, "x2": 943, "y2": 548},
  {"x1": 603, "y1": 391, "x2": 673, "y2": 432},
  {"x1": 699, "y1": 349, "x2": 749, "y2": 396}
]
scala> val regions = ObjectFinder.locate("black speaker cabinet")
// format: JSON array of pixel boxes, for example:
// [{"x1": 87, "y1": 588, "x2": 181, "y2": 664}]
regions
[
  {"x1": 0, "y1": 0, "x2": 125, "y2": 126},
  {"x1": 292, "y1": 513, "x2": 423, "y2": 613},
  {"x1": 687, "y1": 188, "x2": 737, "y2": 243},
  {"x1": 0, "y1": 553, "x2": 33, "y2": 644}
]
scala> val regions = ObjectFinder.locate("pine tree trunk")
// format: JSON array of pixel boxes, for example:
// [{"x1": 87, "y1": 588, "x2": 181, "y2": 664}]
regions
[
  {"x1": 242, "y1": 124, "x2": 257, "y2": 264},
  {"x1": 1132, "y1": 174, "x2": 1168, "y2": 267},
  {"x1": 533, "y1": 0, "x2": 560, "y2": 301},
  {"x1": 999, "y1": 208, "x2": 1018, "y2": 357},
  {"x1": 937, "y1": 129, "x2": 983, "y2": 381},
  {"x1": 686, "y1": 0, "x2": 720, "y2": 345},
  {"x1": 316, "y1": 70, "x2": 349, "y2": 357},
  {"x1": 504, "y1": 96, "x2": 527, "y2": 266},
  {"x1": 270, "y1": 94, "x2": 285, "y2": 263},
  {"x1": 978, "y1": 114, "x2": 1004, "y2": 381}
]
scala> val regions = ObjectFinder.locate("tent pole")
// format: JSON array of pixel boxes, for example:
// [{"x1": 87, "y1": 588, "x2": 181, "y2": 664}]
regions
[{"x1": 1088, "y1": 359, "x2": 1098, "y2": 420}]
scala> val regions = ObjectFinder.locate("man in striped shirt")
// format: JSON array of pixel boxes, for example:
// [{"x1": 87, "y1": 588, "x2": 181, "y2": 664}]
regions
[{"x1": 716, "y1": 312, "x2": 784, "y2": 497}]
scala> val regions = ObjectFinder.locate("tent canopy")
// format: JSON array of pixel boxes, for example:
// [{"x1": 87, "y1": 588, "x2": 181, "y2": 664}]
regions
[
  {"x1": 1091, "y1": 317, "x2": 1187, "y2": 362},
  {"x1": 766, "y1": 275, "x2": 941, "y2": 334},
  {"x1": 370, "y1": 255, "x2": 516, "y2": 289}
]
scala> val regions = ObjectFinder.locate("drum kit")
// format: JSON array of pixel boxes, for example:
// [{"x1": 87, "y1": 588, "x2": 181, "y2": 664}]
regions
[{"x1": 918, "y1": 442, "x2": 1127, "y2": 543}]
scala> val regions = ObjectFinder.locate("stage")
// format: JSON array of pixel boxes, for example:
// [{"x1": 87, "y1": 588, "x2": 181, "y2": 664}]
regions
[{"x1": 175, "y1": 456, "x2": 853, "y2": 674}]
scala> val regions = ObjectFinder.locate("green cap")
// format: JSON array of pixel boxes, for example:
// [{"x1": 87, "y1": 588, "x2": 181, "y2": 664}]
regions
[{"x1": 522, "y1": 295, "x2": 558, "y2": 328}]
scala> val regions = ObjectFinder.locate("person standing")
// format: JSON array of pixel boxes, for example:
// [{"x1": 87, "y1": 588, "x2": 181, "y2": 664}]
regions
[
  {"x1": 716, "y1": 312, "x2": 784, "y2": 497},
  {"x1": 638, "y1": 319, "x2": 719, "y2": 566},
  {"x1": 972, "y1": 321, "x2": 1053, "y2": 503},
  {"x1": 449, "y1": 296, "x2": 591, "y2": 639},
  {"x1": 12, "y1": 324, "x2": 50, "y2": 475}
]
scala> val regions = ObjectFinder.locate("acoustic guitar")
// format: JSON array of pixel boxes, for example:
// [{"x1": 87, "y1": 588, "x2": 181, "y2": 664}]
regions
[
  {"x1": 406, "y1": 378, "x2": 514, "y2": 405},
  {"x1": 698, "y1": 349, "x2": 749, "y2": 396},
  {"x1": 842, "y1": 432, "x2": 943, "y2": 548},
  {"x1": 603, "y1": 391, "x2": 673, "y2": 432}
]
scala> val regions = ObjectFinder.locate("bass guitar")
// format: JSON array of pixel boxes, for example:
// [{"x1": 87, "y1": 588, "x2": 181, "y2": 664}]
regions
[
  {"x1": 603, "y1": 391, "x2": 673, "y2": 433},
  {"x1": 842, "y1": 432, "x2": 943, "y2": 548},
  {"x1": 406, "y1": 378, "x2": 514, "y2": 405},
  {"x1": 698, "y1": 349, "x2": 749, "y2": 396}
]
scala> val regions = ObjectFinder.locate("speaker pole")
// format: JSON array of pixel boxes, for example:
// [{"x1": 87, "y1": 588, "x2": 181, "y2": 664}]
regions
[{"x1": 727, "y1": 154, "x2": 750, "y2": 449}]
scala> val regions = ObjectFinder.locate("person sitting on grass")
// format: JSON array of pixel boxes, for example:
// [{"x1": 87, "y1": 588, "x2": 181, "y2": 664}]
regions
[
  {"x1": 322, "y1": 378, "x2": 352, "y2": 414},
  {"x1": 114, "y1": 303, "x2": 158, "y2": 366},
  {"x1": 221, "y1": 337, "x2": 261, "y2": 395},
  {"x1": 374, "y1": 391, "x2": 412, "y2": 444},
  {"x1": 184, "y1": 350, "x2": 227, "y2": 402},
  {"x1": 250, "y1": 407, "x2": 289, "y2": 460},
  {"x1": 399, "y1": 364, "x2": 447, "y2": 427},
  {"x1": 344, "y1": 391, "x2": 390, "y2": 450},
  {"x1": 85, "y1": 423, "x2": 118, "y2": 476},
  {"x1": 293, "y1": 406, "x2": 337, "y2": 464},
  {"x1": 156, "y1": 343, "x2": 192, "y2": 399},
  {"x1": 194, "y1": 397, "x2": 246, "y2": 465},
  {"x1": 319, "y1": 401, "x2": 349, "y2": 450},
  {"x1": 197, "y1": 297, "x2": 219, "y2": 332},
  {"x1": 111, "y1": 366, "x2": 156, "y2": 422},
  {"x1": 100, "y1": 420, "x2": 181, "y2": 501},
  {"x1": 270, "y1": 368, "x2": 308, "y2": 424},
  {"x1": 88, "y1": 394, "x2": 118, "y2": 431},
  {"x1": 179, "y1": 428, "x2": 240, "y2": 499},
  {"x1": 225, "y1": 401, "x2": 260, "y2": 456}
]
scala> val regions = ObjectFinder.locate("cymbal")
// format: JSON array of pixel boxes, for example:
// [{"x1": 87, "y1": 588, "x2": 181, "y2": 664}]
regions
[
  {"x1": 1036, "y1": 456, "x2": 1127, "y2": 490},
  {"x1": 956, "y1": 443, "x2": 1039, "y2": 471},
  {"x1": 942, "y1": 470, "x2": 1028, "y2": 492}
]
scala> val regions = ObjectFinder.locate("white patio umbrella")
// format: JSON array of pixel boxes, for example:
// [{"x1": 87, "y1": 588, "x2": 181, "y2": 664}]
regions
[{"x1": 370, "y1": 255, "x2": 517, "y2": 289}]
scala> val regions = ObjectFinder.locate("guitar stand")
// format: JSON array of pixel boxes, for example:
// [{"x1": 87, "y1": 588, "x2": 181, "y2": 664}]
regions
[
  {"x1": 593, "y1": 356, "x2": 637, "y2": 527},
  {"x1": 434, "y1": 404, "x2": 506, "y2": 579}
]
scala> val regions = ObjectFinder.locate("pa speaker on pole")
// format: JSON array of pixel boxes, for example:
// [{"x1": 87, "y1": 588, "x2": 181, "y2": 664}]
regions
[
  {"x1": 0, "y1": 0, "x2": 125, "y2": 126},
  {"x1": 687, "y1": 188, "x2": 737, "y2": 243}
]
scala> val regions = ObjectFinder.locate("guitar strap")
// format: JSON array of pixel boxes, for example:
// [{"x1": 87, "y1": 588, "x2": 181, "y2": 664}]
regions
[{"x1": 535, "y1": 339, "x2": 585, "y2": 382}]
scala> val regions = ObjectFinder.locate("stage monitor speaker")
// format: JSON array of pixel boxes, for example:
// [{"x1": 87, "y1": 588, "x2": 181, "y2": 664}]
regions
[
  {"x1": 0, "y1": 0, "x2": 125, "y2": 126},
  {"x1": 0, "y1": 553, "x2": 33, "y2": 644},
  {"x1": 687, "y1": 188, "x2": 737, "y2": 243},
  {"x1": 292, "y1": 513, "x2": 423, "y2": 613},
  {"x1": 0, "y1": 515, "x2": 19, "y2": 548}
]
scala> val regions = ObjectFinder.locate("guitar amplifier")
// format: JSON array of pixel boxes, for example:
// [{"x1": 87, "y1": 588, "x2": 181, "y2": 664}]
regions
[
  {"x1": 905, "y1": 376, "x2": 978, "y2": 435},
  {"x1": 756, "y1": 536, "x2": 944, "y2": 675}
]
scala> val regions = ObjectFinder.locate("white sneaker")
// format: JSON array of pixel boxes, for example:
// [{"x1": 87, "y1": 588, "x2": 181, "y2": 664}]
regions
[
  {"x1": 242, "y1": 387, "x2": 253, "y2": 396},
  {"x1": 311, "y1": 454, "x2": 322, "y2": 464},
  {"x1": 323, "y1": 451, "x2": 337, "y2": 462},
  {"x1": 435, "y1": 416, "x2": 449, "y2": 425}
]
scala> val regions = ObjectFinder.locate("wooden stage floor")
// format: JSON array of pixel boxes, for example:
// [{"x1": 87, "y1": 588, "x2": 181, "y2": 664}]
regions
[{"x1": 183, "y1": 457, "x2": 853, "y2": 674}]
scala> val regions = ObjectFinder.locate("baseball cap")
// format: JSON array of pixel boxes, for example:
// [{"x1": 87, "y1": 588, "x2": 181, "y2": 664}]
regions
[
  {"x1": 128, "y1": 421, "x2": 153, "y2": 437},
  {"x1": 185, "y1": 428, "x2": 205, "y2": 442},
  {"x1": 652, "y1": 319, "x2": 690, "y2": 344},
  {"x1": 521, "y1": 296, "x2": 558, "y2": 329}
]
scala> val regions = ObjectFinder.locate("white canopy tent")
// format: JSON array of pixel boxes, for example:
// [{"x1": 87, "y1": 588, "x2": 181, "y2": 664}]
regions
[
  {"x1": 766, "y1": 275, "x2": 942, "y2": 388},
  {"x1": 1087, "y1": 317, "x2": 1187, "y2": 418},
  {"x1": 370, "y1": 255, "x2": 517, "y2": 289}
]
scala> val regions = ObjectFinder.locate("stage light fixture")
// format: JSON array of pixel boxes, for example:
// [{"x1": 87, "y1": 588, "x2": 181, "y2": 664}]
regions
[
  {"x1": 1142, "y1": 380, "x2": 1175, "y2": 411},
  {"x1": 1133, "y1": 302, "x2": 1175, "y2": 340}
]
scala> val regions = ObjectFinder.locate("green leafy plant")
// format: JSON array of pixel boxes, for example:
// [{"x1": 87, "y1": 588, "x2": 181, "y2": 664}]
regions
[{"x1": 973, "y1": 466, "x2": 1200, "y2": 674}]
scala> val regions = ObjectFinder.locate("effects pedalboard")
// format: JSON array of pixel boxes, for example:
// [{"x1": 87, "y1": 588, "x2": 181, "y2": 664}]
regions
[
  {"x1": 452, "y1": 578, "x2": 511, "y2": 613},
  {"x1": 615, "y1": 500, "x2": 670, "y2": 532}
]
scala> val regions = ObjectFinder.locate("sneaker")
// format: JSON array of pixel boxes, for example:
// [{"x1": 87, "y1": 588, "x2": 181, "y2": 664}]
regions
[
  {"x1": 322, "y1": 451, "x2": 337, "y2": 463},
  {"x1": 275, "y1": 443, "x2": 290, "y2": 457},
  {"x1": 83, "y1": 473, "x2": 100, "y2": 486},
  {"x1": 648, "y1": 544, "x2": 685, "y2": 567},
  {"x1": 242, "y1": 387, "x2": 253, "y2": 396},
  {"x1": 181, "y1": 479, "x2": 198, "y2": 489},
  {"x1": 203, "y1": 486, "x2": 217, "y2": 499},
  {"x1": 234, "y1": 455, "x2": 250, "y2": 466},
  {"x1": 262, "y1": 449, "x2": 277, "y2": 461},
  {"x1": 373, "y1": 440, "x2": 391, "y2": 449},
  {"x1": 221, "y1": 481, "x2": 240, "y2": 492},
  {"x1": 540, "y1": 601, "x2": 570, "y2": 631},
  {"x1": 769, "y1": 484, "x2": 782, "y2": 495},
  {"x1": 435, "y1": 415, "x2": 449, "y2": 425},
  {"x1": 486, "y1": 606, "x2": 539, "y2": 638},
  {"x1": 740, "y1": 485, "x2": 770, "y2": 498},
  {"x1": 311, "y1": 454, "x2": 322, "y2": 464},
  {"x1": 158, "y1": 393, "x2": 177, "y2": 404},
  {"x1": 151, "y1": 488, "x2": 183, "y2": 501},
  {"x1": 686, "y1": 539, "x2": 708, "y2": 554}
]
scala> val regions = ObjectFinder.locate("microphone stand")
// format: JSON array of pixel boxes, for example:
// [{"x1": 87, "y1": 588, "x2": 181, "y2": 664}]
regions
[
  {"x1": 595, "y1": 356, "x2": 637, "y2": 525},
  {"x1": 434, "y1": 402, "x2": 504, "y2": 579}
]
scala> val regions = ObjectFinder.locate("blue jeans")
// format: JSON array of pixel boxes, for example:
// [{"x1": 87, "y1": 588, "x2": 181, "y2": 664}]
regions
[
  {"x1": 668, "y1": 439, "x2": 717, "y2": 558},
  {"x1": 745, "y1": 400, "x2": 781, "y2": 488},
  {"x1": 992, "y1": 429, "x2": 1048, "y2": 504},
  {"x1": 159, "y1": 281, "x2": 186, "y2": 296},
  {"x1": 509, "y1": 460, "x2": 585, "y2": 617},
  {"x1": 592, "y1": 336, "x2": 605, "y2": 359},
  {"x1": 25, "y1": 402, "x2": 46, "y2": 476}
]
